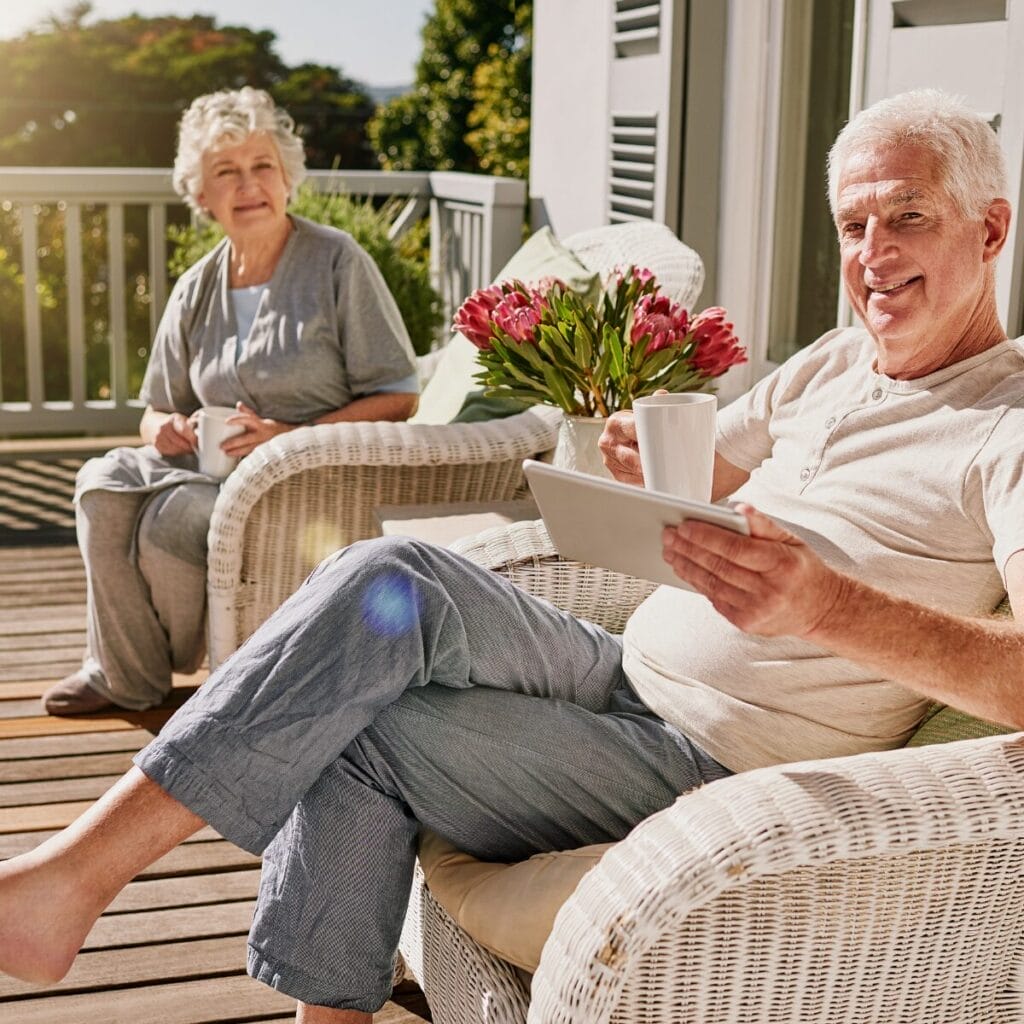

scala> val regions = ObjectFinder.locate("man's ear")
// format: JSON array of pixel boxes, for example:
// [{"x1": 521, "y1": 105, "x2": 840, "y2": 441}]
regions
[{"x1": 982, "y1": 198, "x2": 1012, "y2": 263}]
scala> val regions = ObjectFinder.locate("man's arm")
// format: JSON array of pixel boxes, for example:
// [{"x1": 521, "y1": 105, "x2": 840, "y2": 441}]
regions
[
  {"x1": 599, "y1": 409, "x2": 751, "y2": 500},
  {"x1": 662, "y1": 506, "x2": 1024, "y2": 729}
]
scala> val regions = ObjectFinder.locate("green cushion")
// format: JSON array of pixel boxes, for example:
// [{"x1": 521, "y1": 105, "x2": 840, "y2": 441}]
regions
[
  {"x1": 451, "y1": 390, "x2": 531, "y2": 423},
  {"x1": 410, "y1": 227, "x2": 600, "y2": 425},
  {"x1": 905, "y1": 703, "x2": 1013, "y2": 747}
]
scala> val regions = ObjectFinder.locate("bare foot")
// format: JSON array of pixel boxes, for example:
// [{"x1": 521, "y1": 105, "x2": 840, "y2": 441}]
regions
[{"x1": 0, "y1": 849, "x2": 105, "y2": 985}]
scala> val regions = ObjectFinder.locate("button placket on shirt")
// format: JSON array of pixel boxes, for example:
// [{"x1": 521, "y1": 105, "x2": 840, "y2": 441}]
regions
[{"x1": 798, "y1": 382, "x2": 886, "y2": 491}]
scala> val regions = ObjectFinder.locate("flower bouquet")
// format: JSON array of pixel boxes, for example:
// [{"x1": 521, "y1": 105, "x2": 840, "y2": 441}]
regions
[{"x1": 452, "y1": 267, "x2": 746, "y2": 417}]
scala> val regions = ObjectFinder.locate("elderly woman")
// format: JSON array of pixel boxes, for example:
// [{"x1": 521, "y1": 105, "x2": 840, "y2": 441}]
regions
[{"x1": 42, "y1": 87, "x2": 419, "y2": 716}]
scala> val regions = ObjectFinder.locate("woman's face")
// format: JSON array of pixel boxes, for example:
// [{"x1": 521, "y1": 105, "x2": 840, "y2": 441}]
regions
[{"x1": 197, "y1": 133, "x2": 290, "y2": 240}]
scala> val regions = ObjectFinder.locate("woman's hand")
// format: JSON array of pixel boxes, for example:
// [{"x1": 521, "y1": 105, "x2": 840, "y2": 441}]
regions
[
  {"x1": 151, "y1": 412, "x2": 198, "y2": 457},
  {"x1": 599, "y1": 411, "x2": 645, "y2": 485},
  {"x1": 662, "y1": 503, "x2": 848, "y2": 639},
  {"x1": 219, "y1": 402, "x2": 293, "y2": 457}
]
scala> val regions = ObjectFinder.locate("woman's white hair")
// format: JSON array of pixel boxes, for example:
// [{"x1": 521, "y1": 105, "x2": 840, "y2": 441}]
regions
[
  {"x1": 827, "y1": 89, "x2": 1007, "y2": 220},
  {"x1": 172, "y1": 86, "x2": 307, "y2": 216}
]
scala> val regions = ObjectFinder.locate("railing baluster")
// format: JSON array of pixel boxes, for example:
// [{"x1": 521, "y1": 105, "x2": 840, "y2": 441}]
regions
[
  {"x1": 65, "y1": 202, "x2": 86, "y2": 408},
  {"x1": 147, "y1": 203, "x2": 167, "y2": 339},
  {"x1": 473, "y1": 211, "x2": 483, "y2": 293},
  {"x1": 107, "y1": 203, "x2": 128, "y2": 407},
  {"x1": 19, "y1": 202, "x2": 44, "y2": 409}
]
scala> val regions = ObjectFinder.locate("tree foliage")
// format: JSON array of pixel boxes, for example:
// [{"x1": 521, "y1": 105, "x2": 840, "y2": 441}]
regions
[
  {"x1": 0, "y1": 3, "x2": 375, "y2": 169},
  {"x1": 369, "y1": 0, "x2": 531, "y2": 178}
]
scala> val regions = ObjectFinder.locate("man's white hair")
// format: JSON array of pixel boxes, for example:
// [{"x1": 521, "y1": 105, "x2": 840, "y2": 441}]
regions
[
  {"x1": 172, "y1": 86, "x2": 307, "y2": 216},
  {"x1": 827, "y1": 88, "x2": 1007, "y2": 220}
]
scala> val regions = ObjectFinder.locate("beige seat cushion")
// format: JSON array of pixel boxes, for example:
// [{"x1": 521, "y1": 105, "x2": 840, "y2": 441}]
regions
[{"x1": 417, "y1": 829, "x2": 612, "y2": 972}]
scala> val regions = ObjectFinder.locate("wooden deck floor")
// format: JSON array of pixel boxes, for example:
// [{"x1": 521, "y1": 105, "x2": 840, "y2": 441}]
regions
[{"x1": 0, "y1": 453, "x2": 430, "y2": 1023}]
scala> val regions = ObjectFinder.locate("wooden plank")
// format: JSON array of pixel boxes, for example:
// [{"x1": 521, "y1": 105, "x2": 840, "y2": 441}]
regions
[
  {"x1": 84, "y1": 898, "x2": 254, "y2": 949},
  {"x1": 0, "y1": 698, "x2": 70, "y2": 718},
  {"x1": 0, "y1": 825, "x2": 223, "y2": 858},
  {"x1": 0, "y1": 710, "x2": 174, "y2": 741},
  {"x1": 107, "y1": 866, "x2": 261, "y2": 913},
  {"x1": 141, "y1": 840, "x2": 262, "y2": 879},
  {"x1": 0, "y1": 609, "x2": 87, "y2": 630},
  {"x1": 0, "y1": 632, "x2": 83, "y2": 651},
  {"x1": 0, "y1": 672, "x2": 203, "y2": 702},
  {"x1": 0, "y1": 665, "x2": 83, "y2": 685},
  {"x1": 0, "y1": 749, "x2": 137, "y2": 783},
  {"x1": 0, "y1": 590, "x2": 86, "y2": 610},
  {"x1": 0, "y1": 687, "x2": 196, "y2": 716},
  {"x1": 0, "y1": 547, "x2": 78, "y2": 565},
  {"x1": 0, "y1": 798, "x2": 99, "y2": 832},
  {"x1": 0, "y1": 773, "x2": 121, "y2": 807},
  {"x1": 0, "y1": 935, "x2": 246, "y2": 1000},
  {"x1": 0, "y1": 730, "x2": 149, "y2": 760},
  {"x1": 2, "y1": 973, "x2": 295, "y2": 1024}
]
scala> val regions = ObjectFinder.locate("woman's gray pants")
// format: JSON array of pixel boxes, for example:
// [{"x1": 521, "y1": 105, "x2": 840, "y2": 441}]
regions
[
  {"x1": 77, "y1": 483, "x2": 218, "y2": 709},
  {"x1": 134, "y1": 537, "x2": 729, "y2": 1012}
]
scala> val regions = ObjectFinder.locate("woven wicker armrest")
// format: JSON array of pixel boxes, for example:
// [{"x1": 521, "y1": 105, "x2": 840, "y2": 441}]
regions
[
  {"x1": 450, "y1": 519, "x2": 657, "y2": 634},
  {"x1": 206, "y1": 407, "x2": 560, "y2": 666},
  {"x1": 528, "y1": 732, "x2": 1024, "y2": 1024}
]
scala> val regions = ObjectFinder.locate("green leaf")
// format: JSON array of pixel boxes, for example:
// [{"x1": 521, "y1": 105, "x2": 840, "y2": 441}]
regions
[
  {"x1": 604, "y1": 324, "x2": 625, "y2": 380},
  {"x1": 541, "y1": 363, "x2": 579, "y2": 413}
]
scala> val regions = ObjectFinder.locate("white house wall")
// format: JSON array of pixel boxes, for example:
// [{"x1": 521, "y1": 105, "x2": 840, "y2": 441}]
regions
[{"x1": 530, "y1": 0, "x2": 612, "y2": 236}]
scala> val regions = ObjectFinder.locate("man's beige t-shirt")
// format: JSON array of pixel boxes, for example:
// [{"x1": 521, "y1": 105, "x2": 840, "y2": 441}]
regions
[{"x1": 623, "y1": 327, "x2": 1024, "y2": 774}]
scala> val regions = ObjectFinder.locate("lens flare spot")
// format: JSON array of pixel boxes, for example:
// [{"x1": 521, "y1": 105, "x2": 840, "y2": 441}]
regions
[{"x1": 361, "y1": 572, "x2": 420, "y2": 637}]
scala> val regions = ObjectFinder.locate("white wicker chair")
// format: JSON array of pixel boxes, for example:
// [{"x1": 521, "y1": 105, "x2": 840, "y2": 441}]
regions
[
  {"x1": 205, "y1": 221, "x2": 705, "y2": 666},
  {"x1": 398, "y1": 520, "x2": 1024, "y2": 1024},
  {"x1": 205, "y1": 407, "x2": 560, "y2": 666}
]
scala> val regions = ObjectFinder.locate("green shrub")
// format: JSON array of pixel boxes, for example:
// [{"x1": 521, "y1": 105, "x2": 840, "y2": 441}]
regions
[{"x1": 166, "y1": 185, "x2": 443, "y2": 355}]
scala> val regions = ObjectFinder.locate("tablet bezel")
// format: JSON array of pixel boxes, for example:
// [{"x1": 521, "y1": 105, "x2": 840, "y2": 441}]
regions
[{"x1": 522, "y1": 459, "x2": 749, "y2": 590}]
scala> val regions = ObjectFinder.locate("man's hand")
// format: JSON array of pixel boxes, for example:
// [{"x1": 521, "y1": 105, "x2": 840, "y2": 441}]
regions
[
  {"x1": 220, "y1": 402, "x2": 293, "y2": 458},
  {"x1": 152, "y1": 413, "x2": 198, "y2": 457},
  {"x1": 662, "y1": 503, "x2": 849, "y2": 638},
  {"x1": 599, "y1": 410, "x2": 645, "y2": 485}
]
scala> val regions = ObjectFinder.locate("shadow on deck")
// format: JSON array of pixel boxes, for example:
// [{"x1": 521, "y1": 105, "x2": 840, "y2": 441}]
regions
[{"x1": 0, "y1": 443, "x2": 430, "y2": 1023}]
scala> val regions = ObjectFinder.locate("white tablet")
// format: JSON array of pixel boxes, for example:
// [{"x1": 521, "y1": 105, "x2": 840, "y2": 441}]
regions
[{"x1": 522, "y1": 459, "x2": 749, "y2": 590}]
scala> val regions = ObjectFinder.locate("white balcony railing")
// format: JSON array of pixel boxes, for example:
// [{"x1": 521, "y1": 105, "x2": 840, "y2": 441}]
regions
[{"x1": 0, "y1": 168, "x2": 526, "y2": 437}]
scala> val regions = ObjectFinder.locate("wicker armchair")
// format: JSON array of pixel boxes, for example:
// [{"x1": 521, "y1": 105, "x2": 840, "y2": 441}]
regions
[
  {"x1": 205, "y1": 406, "x2": 560, "y2": 667},
  {"x1": 398, "y1": 520, "x2": 1024, "y2": 1024}
]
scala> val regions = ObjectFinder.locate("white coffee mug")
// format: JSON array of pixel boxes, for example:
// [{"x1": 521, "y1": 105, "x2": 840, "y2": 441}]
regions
[
  {"x1": 633, "y1": 392, "x2": 717, "y2": 502},
  {"x1": 196, "y1": 405, "x2": 245, "y2": 480}
]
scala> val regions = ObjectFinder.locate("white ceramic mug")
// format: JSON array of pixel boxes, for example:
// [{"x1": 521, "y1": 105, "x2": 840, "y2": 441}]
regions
[
  {"x1": 196, "y1": 406, "x2": 245, "y2": 480},
  {"x1": 633, "y1": 392, "x2": 717, "y2": 502}
]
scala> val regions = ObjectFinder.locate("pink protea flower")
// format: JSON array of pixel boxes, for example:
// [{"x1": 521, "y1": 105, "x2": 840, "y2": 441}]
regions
[
  {"x1": 630, "y1": 293, "x2": 690, "y2": 353},
  {"x1": 609, "y1": 265, "x2": 657, "y2": 289},
  {"x1": 689, "y1": 306, "x2": 747, "y2": 377},
  {"x1": 493, "y1": 289, "x2": 546, "y2": 344},
  {"x1": 452, "y1": 284, "x2": 506, "y2": 350}
]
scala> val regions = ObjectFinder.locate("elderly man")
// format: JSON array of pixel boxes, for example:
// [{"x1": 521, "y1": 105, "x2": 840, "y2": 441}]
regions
[{"x1": 1, "y1": 90, "x2": 1022, "y2": 1024}]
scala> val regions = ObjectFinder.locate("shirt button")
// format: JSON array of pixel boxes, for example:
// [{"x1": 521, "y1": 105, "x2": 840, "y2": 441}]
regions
[
  {"x1": 825, "y1": 416, "x2": 836, "y2": 429},
  {"x1": 799, "y1": 467, "x2": 811, "y2": 481},
  {"x1": 871, "y1": 388, "x2": 883, "y2": 400}
]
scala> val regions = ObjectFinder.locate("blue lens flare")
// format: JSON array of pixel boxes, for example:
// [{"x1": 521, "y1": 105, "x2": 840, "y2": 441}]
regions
[{"x1": 360, "y1": 572, "x2": 421, "y2": 637}]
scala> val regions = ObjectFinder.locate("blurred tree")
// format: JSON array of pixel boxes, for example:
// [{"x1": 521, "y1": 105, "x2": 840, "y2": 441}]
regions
[
  {"x1": 0, "y1": 4, "x2": 382, "y2": 408},
  {"x1": 369, "y1": 0, "x2": 531, "y2": 177},
  {"x1": 465, "y1": 3, "x2": 531, "y2": 178},
  {"x1": 0, "y1": 3, "x2": 375, "y2": 169}
]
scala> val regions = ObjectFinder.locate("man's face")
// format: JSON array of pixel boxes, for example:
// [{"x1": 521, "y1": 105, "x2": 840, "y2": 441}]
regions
[{"x1": 834, "y1": 144, "x2": 998, "y2": 377}]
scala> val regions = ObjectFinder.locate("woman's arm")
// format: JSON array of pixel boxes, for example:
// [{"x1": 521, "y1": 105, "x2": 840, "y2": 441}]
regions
[
  {"x1": 311, "y1": 391, "x2": 418, "y2": 425},
  {"x1": 219, "y1": 392, "x2": 419, "y2": 458}
]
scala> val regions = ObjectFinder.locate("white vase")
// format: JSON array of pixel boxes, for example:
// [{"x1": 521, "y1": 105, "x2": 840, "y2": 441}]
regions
[{"x1": 552, "y1": 414, "x2": 613, "y2": 479}]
